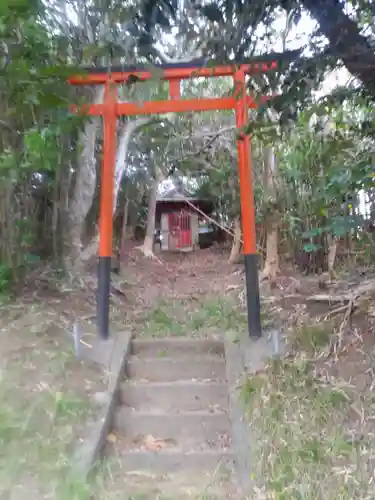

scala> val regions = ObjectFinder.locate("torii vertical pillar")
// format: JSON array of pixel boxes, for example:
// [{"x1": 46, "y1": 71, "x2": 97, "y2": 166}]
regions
[
  {"x1": 97, "y1": 80, "x2": 117, "y2": 339},
  {"x1": 234, "y1": 70, "x2": 261, "y2": 338}
]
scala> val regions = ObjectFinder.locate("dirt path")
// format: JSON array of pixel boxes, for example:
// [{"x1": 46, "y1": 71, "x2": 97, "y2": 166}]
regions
[
  {"x1": 122, "y1": 244, "x2": 242, "y2": 304},
  {"x1": 112, "y1": 245, "x2": 247, "y2": 338}
]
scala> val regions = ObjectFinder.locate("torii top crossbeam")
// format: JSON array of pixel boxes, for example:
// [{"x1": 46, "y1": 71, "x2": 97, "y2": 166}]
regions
[
  {"x1": 68, "y1": 50, "x2": 298, "y2": 85},
  {"x1": 69, "y1": 59, "x2": 277, "y2": 85}
]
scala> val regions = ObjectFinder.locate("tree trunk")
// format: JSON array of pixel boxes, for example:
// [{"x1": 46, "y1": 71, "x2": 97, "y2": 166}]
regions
[
  {"x1": 65, "y1": 87, "x2": 104, "y2": 275},
  {"x1": 113, "y1": 118, "x2": 152, "y2": 212},
  {"x1": 65, "y1": 115, "x2": 152, "y2": 272},
  {"x1": 301, "y1": 0, "x2": 375, "y2": 96},
  {"x1": 120, "y1": 198, "x2": 130, "y2": 252},
  {"x1": 327, "y1": 234, "x2": 338, "y2": 282},
  {"x1": 63, "y1": 10, "x2": 114, "y2": 276},
  {"x1": 138, "y1": 166, "x2": 163, "y2": 258},
  {"x1": 228, "y1": 216, "x2": 242, "y2": 264},
  {"x1": 80, "y1": 117, "x2": 154, "y2": 263},
  {"x1": 261, "y1": 146, "x2": 280, "y2": 280}
]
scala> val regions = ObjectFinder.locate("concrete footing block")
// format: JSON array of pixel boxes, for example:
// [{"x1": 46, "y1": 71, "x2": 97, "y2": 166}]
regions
[
  {"x1": 224, "y1": 329, "x2": 284, "y2": 495},
  {"x1": 73, "y1": 331, "x2": 132, "y2": 480}
]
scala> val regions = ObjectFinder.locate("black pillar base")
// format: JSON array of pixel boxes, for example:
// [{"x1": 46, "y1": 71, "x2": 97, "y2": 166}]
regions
[
  {"x1": 97, "y1": 256, "x2": 111, "y2": 340},
  {"x1": 244, "y1": 253, "x2": 261, "y2": 338}
]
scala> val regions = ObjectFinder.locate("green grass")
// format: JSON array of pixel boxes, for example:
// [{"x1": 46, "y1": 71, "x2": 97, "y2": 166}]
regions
[
  {"x1": 187, "y1": 297, "x2": 247, "y2": 332},
  {"x1": 0, "y1": 381, "x2": 92, "y2": 499},
  {"x1": 142, "y1": 304, "x2": 186, "y2": 336},
  {"x1": 288, "y1": 321, "x2": 332, "y2": 355},
  {"x1": 136, "y1": 295, "x2": 278, "y2": 340},
  {"x1": 0, "y1": 319, "x2": 98, "y2": 500},
  {"x1": 138, "y1": 296, "x2": 248, "y2": 338},
  {"x1": 241, "y1": 357, "x2": 375, "y2": 499}
]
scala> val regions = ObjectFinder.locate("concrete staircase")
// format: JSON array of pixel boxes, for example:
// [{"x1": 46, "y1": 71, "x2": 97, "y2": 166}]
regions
[{"x1": 105, "y1": 337, "x2": 238, "y2": 499}]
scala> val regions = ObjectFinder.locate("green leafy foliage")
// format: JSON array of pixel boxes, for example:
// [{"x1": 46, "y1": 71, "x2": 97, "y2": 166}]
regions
[
  {"x1": 0, "y1": 0, "x2": 77, "y2": 288},
  {"x1": 0, "y1": 262, "x2": 13, "y2": 294},
  {"x1": 0, "y1": 0, "x2": 374, "y2": 291},
  {"x1": 272, "y1": 100, "x2": 375, "y2": 261}
]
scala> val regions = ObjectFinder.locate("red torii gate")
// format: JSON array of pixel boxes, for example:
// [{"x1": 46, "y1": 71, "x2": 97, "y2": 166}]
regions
[{"x1": 68, "y1": 56, "x2": 282, "y2": 340}]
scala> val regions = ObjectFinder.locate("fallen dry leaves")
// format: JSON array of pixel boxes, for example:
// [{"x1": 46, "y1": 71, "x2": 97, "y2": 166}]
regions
[
  {"x1": 106, "y1": 432, "x2": 118, "y2": 444},
  {"x1": 144, "y1": 434, "x2": 170, "y2": 451}
]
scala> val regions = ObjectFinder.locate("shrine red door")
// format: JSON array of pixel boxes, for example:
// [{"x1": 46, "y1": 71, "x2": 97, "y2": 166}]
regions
[{"x1": 168, "y1": 212, "x2": 192, "y2": 250}]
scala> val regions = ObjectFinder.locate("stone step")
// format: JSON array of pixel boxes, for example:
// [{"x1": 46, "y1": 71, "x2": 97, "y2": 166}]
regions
[
  {"x1": 102, "y1": 471, "x2": 238, "y2": 500},
  {"x1": 126, "y1": 355, "x2": 226, "y2": 382},
  {"x1": 107, "y1": 446, "x2": 235, "y2": 475},
  {"x1": 120, "y1": 381, "x2": 229, "y2": 412},
  {"x1": 131, "y1": 337, "x2": 225, "y2": 357},
  {"x1": 112, "y1": 409, "x2": 231, "y2": 449}
]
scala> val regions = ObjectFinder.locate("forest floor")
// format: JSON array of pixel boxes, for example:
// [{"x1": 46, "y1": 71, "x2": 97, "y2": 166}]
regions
[{"x1": 1, "y1": 242, "x2": 375, "y2": 498}]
